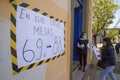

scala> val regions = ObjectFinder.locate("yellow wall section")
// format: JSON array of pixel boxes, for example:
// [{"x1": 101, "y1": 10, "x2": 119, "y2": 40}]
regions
[
  {"x1": 52, "y1": 0, "x2": 70, "y2": 12},
  {"x1": 0, "y1": 0, "x2": 11, "y2": 20},
  {"x1": 0, "y1": 0, "x2": 70, "y2": 80}
]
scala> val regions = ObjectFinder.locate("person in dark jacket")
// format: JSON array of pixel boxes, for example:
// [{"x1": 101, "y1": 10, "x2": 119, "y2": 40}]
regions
[
  {"x1": 115, "y1": 42, "x2": 120, "y2": 54},
  {"x1": 100, "y1": 38, "x2": 116, "y2": 80},
  {"x1": 77, "y1": 32, "x2": 88, "y2": 72}
]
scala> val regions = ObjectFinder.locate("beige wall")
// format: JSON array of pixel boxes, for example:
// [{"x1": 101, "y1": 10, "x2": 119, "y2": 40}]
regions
[
  {"x1": 82, "y1": 0, "x2": 93, "y2": 64},
  {"x1": 87, "y1": 0, "x2": 93, "y2": 64},
  {"x1": 0, "y1": 0, "x2": 71, "y2": 80}
]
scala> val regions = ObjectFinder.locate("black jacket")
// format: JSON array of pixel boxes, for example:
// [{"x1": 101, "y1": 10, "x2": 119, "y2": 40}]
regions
[
  {"x1": 77, "y1": 39, "x2": 88, "y2": 54},
  {"x1": 101, "y1": 46, "x2": 116, "y2": 66}
]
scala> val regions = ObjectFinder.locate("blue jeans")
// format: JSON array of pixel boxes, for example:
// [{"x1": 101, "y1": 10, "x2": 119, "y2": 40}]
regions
[{"x1": 100, "y1": 66, "x2": 116, "y2": 80}]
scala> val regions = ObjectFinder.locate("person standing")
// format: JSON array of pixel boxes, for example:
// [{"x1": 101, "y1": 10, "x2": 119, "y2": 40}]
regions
[
  {"x1": 115, "y1": 41, "x2": 120, "y2": 54},
  {"x1": 77, "y1": 32, "x2": 88, "y2": 72},
  {"x1": 100, "y1": 38, "x2": 116, "y2": 80}
]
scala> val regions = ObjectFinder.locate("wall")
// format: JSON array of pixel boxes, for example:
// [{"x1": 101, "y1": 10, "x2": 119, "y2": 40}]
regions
[
  {"x1": 82, "y1": 0, "x2": 93, "y2": 64},
  {"x1": 0, "y1": 0, "x2": 71, "y2": 80}
]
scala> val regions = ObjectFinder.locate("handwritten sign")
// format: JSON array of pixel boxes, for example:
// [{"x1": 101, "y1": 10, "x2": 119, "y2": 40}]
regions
[{"x1": 16, "y1": 6, "x2": 64, "y2": 68}]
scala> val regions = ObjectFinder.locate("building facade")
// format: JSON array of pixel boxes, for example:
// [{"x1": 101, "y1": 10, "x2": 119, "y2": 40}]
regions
[{"x1": 0, "y1": 0, "x2": 92, "y2": 80}]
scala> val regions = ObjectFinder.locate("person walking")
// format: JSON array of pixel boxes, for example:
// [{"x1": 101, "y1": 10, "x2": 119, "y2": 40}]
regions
[
  {"x1": 77, "y1": 32, "x2": 89, "y2": 72},
  {"x1": 100, "y1": 38, "x2": 116, "y2": 80}
]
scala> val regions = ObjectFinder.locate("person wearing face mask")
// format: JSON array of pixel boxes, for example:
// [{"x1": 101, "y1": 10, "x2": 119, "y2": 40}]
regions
[
  {"x1": 77, "y1": 32, "x2": 89, "y2": 72},
  {"x1": 99, "y1": 38, "x2": 116, "y2": 80}
]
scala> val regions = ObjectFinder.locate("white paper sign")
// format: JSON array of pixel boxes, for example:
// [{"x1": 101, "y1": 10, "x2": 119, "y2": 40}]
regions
[{"x1": 16, "y1": 6, "x2": 64, "y2": 68}]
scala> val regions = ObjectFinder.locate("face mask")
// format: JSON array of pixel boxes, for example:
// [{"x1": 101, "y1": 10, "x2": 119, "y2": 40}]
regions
[{"x1": 83, "y1": 35, "x2": 86, "y2": 39}]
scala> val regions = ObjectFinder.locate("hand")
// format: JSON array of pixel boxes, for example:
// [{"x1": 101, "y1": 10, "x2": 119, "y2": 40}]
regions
[
  {"x1": 98, "y1": 55, "x2": 101, "y2": 57},
  {"x1": 81, "y1": 44, "x2": 85, "y2": 48}
]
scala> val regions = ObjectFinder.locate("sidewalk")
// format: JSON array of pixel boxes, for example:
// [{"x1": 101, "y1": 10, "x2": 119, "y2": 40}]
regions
[
  {"x1": 72, "y1": 44, "x2": 120, "y2": 80},
  {"x1": 84, "y1": 53, "x2": 120, "y2": 80},
  {"x1": 72, "y1": 64, "x2": 89, "y2": 80}
]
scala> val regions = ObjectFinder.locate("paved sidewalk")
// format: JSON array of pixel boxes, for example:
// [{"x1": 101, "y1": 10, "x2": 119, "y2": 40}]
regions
[
  {"x1": 72, "y1": 64, "x2": 89, "y2": 80},
  {"x1": 84, "y1": 65, "x2": 120, "y2": 80},
  {"x1": 72, "y1": 44, "x2": 120, "y2": 80},
  {"x1": 84, "y1": 53, "x2": 120, "y2": 80},
  {"x1": 114, "y1": 47, "x2": 120, "y2": 74}
]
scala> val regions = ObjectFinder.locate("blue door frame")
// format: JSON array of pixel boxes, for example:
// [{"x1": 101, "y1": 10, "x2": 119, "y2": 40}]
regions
[{"x1": 73, "y1": 0, "x2": 83, "y2": 61}]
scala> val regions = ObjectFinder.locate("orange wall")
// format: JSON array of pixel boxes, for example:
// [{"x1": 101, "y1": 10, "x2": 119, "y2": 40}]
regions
[{"x1": 0, "y1": 0, "x2": 71, "y2": 80}]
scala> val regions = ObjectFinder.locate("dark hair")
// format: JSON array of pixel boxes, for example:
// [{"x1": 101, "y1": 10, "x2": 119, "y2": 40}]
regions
[
  {"x1": 103, "y1": 37, "x2": 113, "y2": 47},
  {"x1": 80, "y1": 32, "x2": 86, "y2": 38}
]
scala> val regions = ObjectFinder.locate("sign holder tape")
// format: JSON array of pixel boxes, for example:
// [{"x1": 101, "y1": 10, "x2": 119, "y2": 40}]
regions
[{"x1": 10, "y1": 0, "x2": 66, "y2": 75}]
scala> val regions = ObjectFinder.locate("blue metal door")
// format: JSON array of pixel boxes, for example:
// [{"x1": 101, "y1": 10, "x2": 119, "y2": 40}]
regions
[{"x1": 73, "y1": 1, "x2": 83, "y2": 61}]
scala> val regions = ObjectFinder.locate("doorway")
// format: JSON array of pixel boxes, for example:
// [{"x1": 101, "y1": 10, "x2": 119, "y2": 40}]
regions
[
  {"x1": 71, "y1": 0, "x2": 91, "y2": 80},
  {"x1": 73, "y1": 0, "x2": 83, "y2": 71}
]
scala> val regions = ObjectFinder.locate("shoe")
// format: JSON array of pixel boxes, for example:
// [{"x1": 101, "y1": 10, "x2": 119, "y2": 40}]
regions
[
  {"x1": 83, "y1": 67, "x2": 86, "y2": 72},
  {"x1": 83, "y1": 69, "x2": 86, "y2": 72},
  {"x1": 78, "y1": 65, "x2": 82, "y2": 70}
]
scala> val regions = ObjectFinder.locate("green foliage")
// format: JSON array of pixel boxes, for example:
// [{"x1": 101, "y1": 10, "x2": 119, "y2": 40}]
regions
[
  {"x1": 106, "y1": 29, "x2": 119, "y2": 38},
  {"x1": 92, "y1": 0, "x2": 119, "y2": 35}
]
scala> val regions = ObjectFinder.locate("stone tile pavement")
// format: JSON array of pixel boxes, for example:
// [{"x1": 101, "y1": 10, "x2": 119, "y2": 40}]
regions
[
  {"x1": 84, "y1": 53, "x2": 120, "y2": 80},
  {"x1": 72, "y1": 63, "x2": 89, "y2": 80},
  {"x1": 72, "y1": 53, "x2": 120, "y2": 80}
]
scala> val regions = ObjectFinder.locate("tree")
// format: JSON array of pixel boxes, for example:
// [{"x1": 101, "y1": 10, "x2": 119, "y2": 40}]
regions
[
  {"x1": 106, "y1": 29, "x2": 118, "y2": 38},
  {"x1": 92, "y1": 0, "x2": 119, "y2": 45}
]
